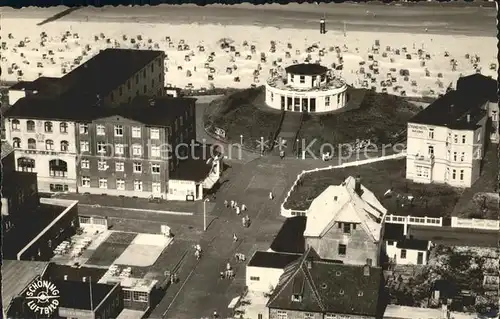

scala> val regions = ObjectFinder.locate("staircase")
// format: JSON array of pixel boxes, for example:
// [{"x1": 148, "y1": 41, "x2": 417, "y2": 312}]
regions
[{"x1": 272, "y1": 112, "x2": 303, "y2": 157}]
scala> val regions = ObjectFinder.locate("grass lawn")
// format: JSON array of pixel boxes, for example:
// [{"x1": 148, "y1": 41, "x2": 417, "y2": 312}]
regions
[
  {"x1": 284, "y1": 158, "x2": 462, "y2": 219},
  {"x1": 299, "y1": 89, "x2": 421, "y2": 155},
  {"x1": 203, "y1": 86, "x2": 283, "y2": 151},
  {"x1": 452, "y1": 145, "x2": 499, "y2": 220},
  {"x1": 86, "y1": 232, "x2": 137, "y2": 266}
]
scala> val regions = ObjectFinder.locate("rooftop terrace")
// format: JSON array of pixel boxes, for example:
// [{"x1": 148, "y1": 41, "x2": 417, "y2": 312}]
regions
[{"x1": 267, "y1": 74, "x2": 346, "y2": 92}]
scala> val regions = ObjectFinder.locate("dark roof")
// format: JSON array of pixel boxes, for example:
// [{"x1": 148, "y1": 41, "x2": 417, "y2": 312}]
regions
[
  {"x1": 169, "y1": 143, "x2": 221, "y2": 182},
  {"x1": 267, "y1": 248, "x2": 383, "y2": 316},
  {"x1": 407, "y1": 225, "x2": 499, "y2": 248},
  {"x1": 58, "y1": 48, "x2": 163, "y2": 99},
  {"x1": 285, "y1": 63, "x2": 328, "y2": 76},
  {"x1": 5, "y1": 96, "x2": 196, "y2": 127},
  {"x1": 2, "y1": 171, "x2": 38, "y2": 197},
  {"x1": 9, "y1": 77, "x2": 63, "y2": 97},
  {"x1": 248, "y1": 251, "x2": 301, "y2": 269},
  {"x1": 52, "y1": 280, "x2": 117, "y2": 310},
  {"x1": 44, "y1": 263, "x2": 107, "y2": 283},
  {"x1": 383, "y1": 223, "x2": 405, "y2": 241},
  {"x1": 456, "y1": 74, "x2": 498, "y2": 103},
  {"x1": 396, "y1": 238, "x2": 429, "y2": 250},
  {"x1": 270, "y1": 216, "x2": 306, "y2": 254},
  {"x1": 409, "y1": 90, "x2": 487, "y2": 130}
]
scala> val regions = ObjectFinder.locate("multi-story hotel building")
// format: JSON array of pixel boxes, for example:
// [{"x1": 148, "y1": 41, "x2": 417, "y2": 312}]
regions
[
  {"x1": 4, "y1": 49, "x2": 166, "y2": 193},
  {"x1": 76, "y1": 96, "x2": 196, "y2": 199},
  {"x1": 406, "y1": 88, "x2": 490, "y2": 188}
]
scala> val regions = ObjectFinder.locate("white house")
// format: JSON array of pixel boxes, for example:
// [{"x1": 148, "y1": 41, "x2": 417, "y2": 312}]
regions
[
  {"x1": 4, "y1": 116, "x2": 78, "y2": 193},
  {"x1": 383, "y1": 224, "x2": 430, "y2": 266},
  {"x1": 406, "y1": 84, "x2": 493, "y2": 188},
  {"x1": 245, "y1": 251, "x2": 301, "y2": 293}
]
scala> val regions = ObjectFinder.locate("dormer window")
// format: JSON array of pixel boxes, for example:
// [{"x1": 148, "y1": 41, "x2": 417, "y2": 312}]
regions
[
  {"x1": 343, "y1": 223, "x2": 351, "y2": 234},
  {"x1": 291, "y1": 294, "x2": 302, "y2": 302},
  {"x1": 299, "y1": 75, "x2": 305, "y2": 84},
  {"x1": 358, "y1": 291, "x2": 364, "y2": 297},
  {"x1": 339, "y1": 289, "x2": 344, "y2": 295}
]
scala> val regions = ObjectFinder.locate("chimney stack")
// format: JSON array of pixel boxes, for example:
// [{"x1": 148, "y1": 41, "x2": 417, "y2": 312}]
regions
[
  {"x1": 355, "y1": 175, "x2": 362, "y2": 195},
  {"x1": 366, "y1": 258, "x2": 373, "y2": 266},
  {"x1": 64, "y1": 275, "x2": 68, "y2": 281},
  {"x1": 466, "y1": 113, "x2": 471, "y2": 123},
  {"x1": 82, "y1": 277, "x2": 86, "y2": 282},
  {"x1": 363, "y1": 264, "x2": 370, "y2": 277},
  {"x1": 334, "y1": 196, "x2": 338, "y2": 201}
]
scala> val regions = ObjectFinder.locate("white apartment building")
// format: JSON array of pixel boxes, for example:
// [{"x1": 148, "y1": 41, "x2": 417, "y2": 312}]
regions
[
  {"x1": 406, "y1": 90, "x2": 489, "y2": 188},
  {"x1": 4, "y1": 117, "x2": 78, "y2": 193}
]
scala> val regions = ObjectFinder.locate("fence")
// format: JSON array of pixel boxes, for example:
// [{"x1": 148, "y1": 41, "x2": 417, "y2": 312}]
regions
[
  {"x1": 280, "y1": 152, "x2": 407, "y2": 217},
  {"x1": 451, "y1": 216, "x2": 500, "y2": 231}
]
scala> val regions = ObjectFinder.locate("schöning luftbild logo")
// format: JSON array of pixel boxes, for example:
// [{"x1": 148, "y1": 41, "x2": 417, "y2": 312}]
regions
[{"x1": 25, "y1": 280, "x2": 60, "y2": 315}]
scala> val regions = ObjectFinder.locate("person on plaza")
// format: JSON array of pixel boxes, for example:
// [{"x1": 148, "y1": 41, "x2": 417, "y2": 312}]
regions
[
  {"x1": 213, "y1": 310, "x2": 219, "y2": 318},
  {"x1": 233, "y1": 233, "x2": 238, "y2": 242},
  {"x1": 234, "y1": 201, "x2": 238, "y2": 208},
  {"x1": 242, "y1": 216, "x2": 247, "y2": 227},
  {"x1": 235, "y1": 205, "x2": 241, "y2": 215},
  {"x1": 241, "y1": 204, "x2": 246, "y2": 211},
  {"x1": 269, "y1": 191, "x2": 274, "y2": 200},
  {"x1": 230, "y1": 200, "x2": 235, "y2": 208},
  {"x1": 173, "y1": 273, "x2": 178, "y2": 283},
  {"x1": 195, "y1": 249, "x2": 201, "y2": 260},
  {"x1": 195, "y1": 244, "x2": 202, "y2": 252},
  {"x1": 224, "y1": 200, "x2": 228, "y2": 207},
  {"x1": 280, "y1": 150, "x2": 285, "y2": 159},
  {"x1": 220, "y1": 271, "x2": 225, "y2": 279}
]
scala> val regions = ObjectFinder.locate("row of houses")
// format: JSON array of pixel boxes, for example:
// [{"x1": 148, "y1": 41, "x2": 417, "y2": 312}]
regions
[{"x1": 3, "y1": 48, "x2": 222, "y2": 201}]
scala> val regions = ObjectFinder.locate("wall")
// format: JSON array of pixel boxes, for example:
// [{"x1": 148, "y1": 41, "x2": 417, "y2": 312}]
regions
[
  {"x1": 5, "y1": 118, "x2": 79, "y2": 192},
  {"x1": 385, "y1": 242, "x2": 428, "y2": 266},
  {"x1": 167, "y1": 179, "x2": 201, "y2": 201},
  {"x1": 450, "y1": 216, "x2": 500, "y2": 230},
  {"x1": 2, "y1": 147, "x2": 15, "y2": 172},
  {"x1": 280, "y1": 152, "x2": 406, "y2": 217},
  {"x1": 306, "y1": 226, "x2": 379, "y2": 266},
  {"x1": 246, "y1": 266, "x2": 284, "y2": 293},
  {"x1": 269, "y1": 308, "x2": 375, "y2": 319},
  {"x1": 94, "y1": 284, "x2": 123, "y2": 319}
]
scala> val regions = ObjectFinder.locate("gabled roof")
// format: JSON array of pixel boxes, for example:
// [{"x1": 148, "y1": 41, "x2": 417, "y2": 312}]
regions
[
  {"x1": 267, "y1": 247, "x2": 382, "y2": 316},
  {"x1": 1, "y1": 141, "x2": 14, "y2": 159},
  {"x1": 304, "y1": 176, "x2": 386, "y2": 241}
]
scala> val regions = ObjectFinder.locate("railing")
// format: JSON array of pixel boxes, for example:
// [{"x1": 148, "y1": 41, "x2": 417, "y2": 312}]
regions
[
  {"x1": 385, "y1": 214, "x2": 442, "y2": 227},
  {"x1": 451, "y1": 216, "x2": 500, "y2": 230},
  {"x1": 267, "y1": 76, "x2": 346, "y2": 92}
]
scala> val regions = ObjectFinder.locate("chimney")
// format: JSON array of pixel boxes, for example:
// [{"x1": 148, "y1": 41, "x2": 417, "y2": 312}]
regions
[
  {"x1": 82, "y1": 277, "x2": 86, "y2": 282},
  {"x1": 466, "y1": 113, "x2": 471, "y2": 123},
  {"x1": 334, "y1": 196, "x2": 338, "y2": 201},
  {"x1": 363, "y1": 264, "x2": 370, "y2": 277},
  {"x1": 64, "y1": 275, "x2": 68, "y2": 281},
  {"x1": 355, "y1": 175, "x2": 362, "y2": 195},
  {"x1": 366, "y1": 258, "x2": 373, "y2": 266}
]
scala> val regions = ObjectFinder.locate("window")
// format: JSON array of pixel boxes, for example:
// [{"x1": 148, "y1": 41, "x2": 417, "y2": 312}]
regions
[
  {"x1": 462, "y1": 135, "x2": 466, "y2": 143},
  {"x1": 343, "y1": 223, "x2": 351, "y2": 234},
  {"x1": 492, "y1": 111, "x2": 498, "y2": 121},
  {"x1": 299, "y1": 75, "x2": 305, "y2": 83},
  {"x1": 454, "y1": 134, "x2": 458, "y2": 143},
  {"x1": 133, "y1": 162, "x2": 142, "y2": 173},
  {"x1": 98, "y1": 160, "x2": 107, "y2": 171},
  {"x1": 460, "y1": 169, "x2": 464, "y2": 181},
  {"x1": 338, "y1": 244, "x2": 347, "y2": 256},
  {"x1": 453, "y1": 152, "x2": 457, "y2": 161},
  {"x1": 151, "y1": 163, "x2": 161, "y2": 174},
  {"x1": 11, "y1": 119, "x2": 20, "y2": 131},
  {"x1": 249, "y1": 276, "x2": 260, "y2": 281},
  {"x1": 80, "y1": 141, "x2": 90, "y2": 152},
  {"x1": 452, "y1": 169, "x2": 456, "y2": 180},
  {"x1": 132, "y1": 126, "x2": 141, "y2": 138},
  {"x1": 81, "y1": 176, "x2": 91, "y2": 187},
  {"x1": 99, "y1": 178, "x2": 108, "y2": 189},
  {"x1": 290, "y1": 74, "x2": 294, "y2": 82},
  {"x1": 115, "y1": 162, "x2": 124, "y2": 172},
  {"x1": 97, "y1": 142, "x2": 107, "y2": 154},
  {"x1": 79, "y1": 123, "x2": 88, "y2": 134},
  {"x1": 13, "y1": 137, "x2": 21, "y2": 148},
  {"x1": 428, "y1": 145, "x2": 434, "y2": 155},
  {"x1": 151, "y1": 145, "x2": 161, "y2": 158},
  {"x1": 96, "y1": 124, "x2": 105, "y2": 136},
  {"x1": 325, "y1": 96, "x2": 330, "y2": 106},
  {"x1": 134, "y1": 180, "x2": 143, "y2": 191},
  {"x1": 28, "y1": 138, "x2": 36, "y2": 149},
  {"x1": 60, "y1": 122, "x2": 68, "y2": 133},
  {"x1": 60, "y1": 141, "x2": 69, "y2": 152},
  {"x1": 143, "y1": 85, "x2": 147, "y2": 94},
  {"x1": 26, "y1": 120, "x2": 35, "y2": 132},
  {"x1": 152, "y1": 182, "x2": 161, "y2": 193},
  {"x1": 135, "y1": 74, "x2": 139, "y2": 84},
  {"x1": 416, "y1": 165, "x2": 429, "y2": 178},
  {"x1": 428, "y1": 128, "x2": 434, "y2": 139},
  {"x1": 291, "y1": 294, "x2": 302, "y2": 302},
  {"x1": 400, "y1": 249, "x2": 407, "y2": 259},
  {"x1": 119, "y1": 86, "x2": 123, "y2": 96},
  {"x1": 304, "y1": 314, "x2": 314, "y2": 319},
  {"x1": 45, "y1": 139, "x2": 54, "y2": 150},
  {"x1": 460, "y1": 152, "x2": 465, "y2": 162},
  {"x1": 44, "y1": 121, "x2": 53, "y2": 133},
  {"x1": 81, "y1": 159, "x2": 90, "y2": 169},
  {"x1": 143, "y1": 70, "x2": 146, "y2": 78},
  {"x1": 127, "y1": 80, "x2": 131, "y2": 90},
  {"x1": 133, "y1": 291, "x2": 148, "y2": 302},
  {"x1": 150, "y1": 128, "x2": 160, "y2": 139},
  {"x1": 325, "y1": 315, "x2": 337, "y2": 319},
  {"x1": 277, "y1": 311, "x2": 288, "y2": 319},
  {"x1": 115, "y1": 144, "x2": 124, "y2": 155},
  {"x1": 270, "y1": 92, "x2": 274, "y2": 102},
  {"x1": 132, "y1": 144, "x2": 142, "y2": 156},
  {"x1": 17, "y1": 157, "x2": 35, "y2": 172},
  {"x1": 49, "y1": 159, "x2": 67, "y2": 177},
  {"x1": 114, "y1": 125, "x2": 123, "y2": 137},
  {"x1": 388, "y1": 240, "x2": 394, "y2": 246},
  {"x1": 116, "y1": 179, "x2": 125, "y2": 190}
]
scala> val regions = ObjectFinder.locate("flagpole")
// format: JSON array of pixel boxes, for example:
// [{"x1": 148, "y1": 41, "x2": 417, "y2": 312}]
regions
[{"x1": 89, "y1": 276, "x2": 93, "y2": 311}]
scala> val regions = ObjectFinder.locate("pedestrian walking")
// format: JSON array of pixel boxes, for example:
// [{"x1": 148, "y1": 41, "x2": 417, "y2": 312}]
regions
[
  {"x1": 230, "y1": 200, "x2": 235, "y2": 208},
  {"x1": 224, "y1": 200, "x2": 228, "y2": 207},
  {"x1": 235, "y1": 205, "x2": 241, "y2": 215},
  {"x1": 233, "y1": 233, "x2": 238, "y2": 242},
  {"x1": 241, "y1": 204, "x2": 246, "y2": 211},
  {"x1": 219, "y1": 271, "x2": 225, "y2": 279},
  {"x1": 269, "y1": 191, "x2": 274, "y2": 200},
  {"x1": 280, "y1": 150, "x2": 285, "y2": 159},
  {"x1": 173, "y1": 273, "x2": 178, "y2": 283},
  {"x1": 242, "y1": 216, "x2": 246, "y2": 227}
]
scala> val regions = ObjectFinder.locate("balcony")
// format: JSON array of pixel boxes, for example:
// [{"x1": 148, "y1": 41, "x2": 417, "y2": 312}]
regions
[{"x1": 414, "y1": 154, "x2": 435, "y2": 166}]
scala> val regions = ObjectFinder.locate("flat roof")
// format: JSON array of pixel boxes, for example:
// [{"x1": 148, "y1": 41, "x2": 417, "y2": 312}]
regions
[
  {"x1": 1, "y1": 260, "x2": 49, "y2": 309},
  {"x1": 116, "y1": 309, "x2": 146, "y2": 319},
  {"x1": 396, "y1": 238, "x2": 429, "y2": 251},
  {"x1": 248, "y1": 251, "x2": 301, "y2": 269},
  {"x1": 408, "y1": 225, "x2": 499, "y2": 248},
  {"x1": 169, "y1": 143, "x2": 221, "y2": 182},
  {"x1": 54, "y1": 280, "x2": 116, "y2": 310},
  {"x1": 269, "y1": 216, "x2": 306, "y2": 254},
  {"x1": 285, "y1": 63, "x2": 328, "y2": 76},
  {"x1": 5, "y1": 96, "x2": 196, "y2": 127},
  {"x1": 383, "y1": 223, "x2": 405, "y2": 241},
  {"x1": 44, "y1": 263, "x2": 107, "y2": 283},
  {"x1": 98, "y1": 271, "x2": 158, "y2": 293}
]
